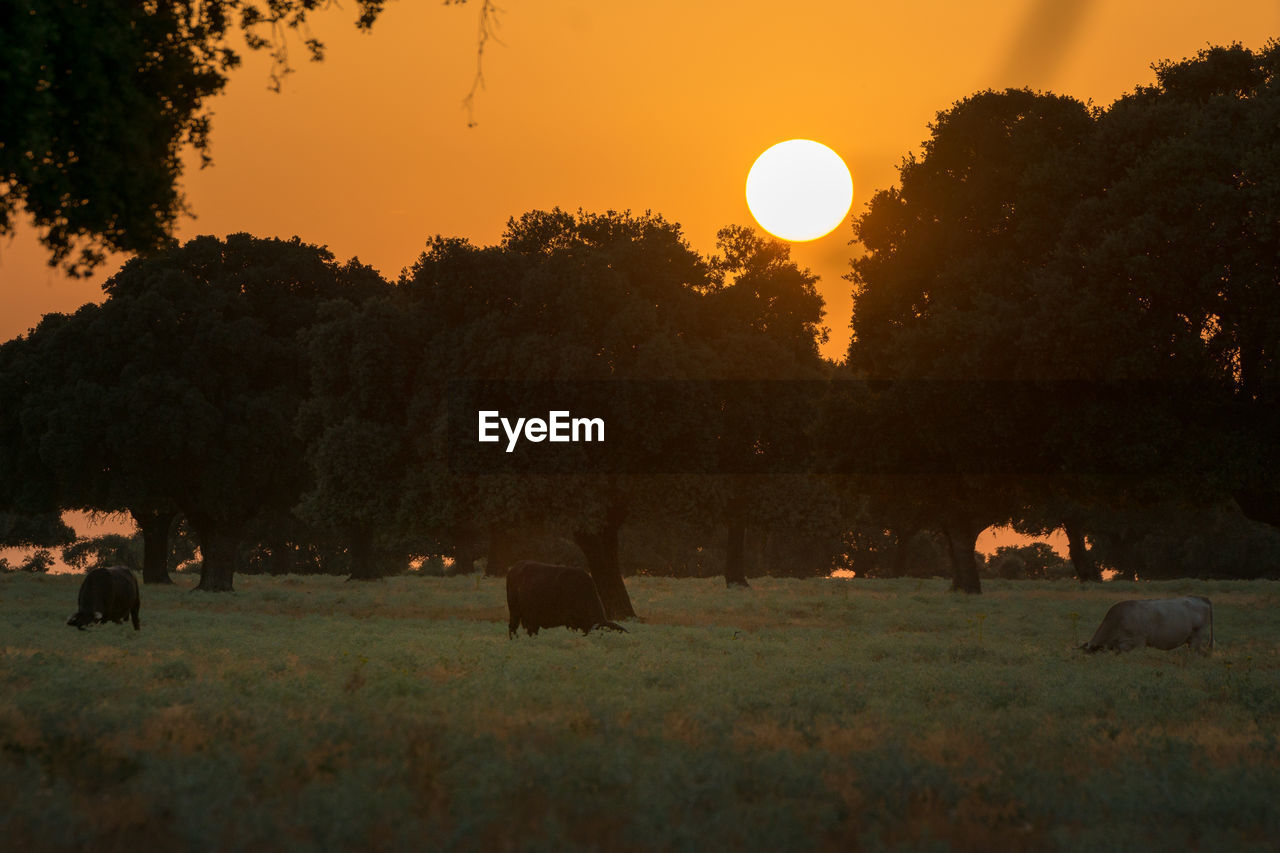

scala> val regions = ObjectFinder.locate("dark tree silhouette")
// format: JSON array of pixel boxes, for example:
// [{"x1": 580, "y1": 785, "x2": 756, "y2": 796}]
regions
[
  {"x1": 847, "y1": 89, "x2": 1096, "y2": 593},
  {"x1": 296, "y1": 292, "x2": 417, "y2": 581},
  {"x1": 0, "y1": 511, "x2": 75, "y2": 550},
  {"x1": 0, "y1": 1, "x2": 506, "y2": 275},
  {"x1": 401, "y1": 209, "x2": 717, "y2": 619},
  {"x1": 0, "y1": 233, "x2": 385, "y2": 590},
  {"x1": 702, "y1": 226, "x2": 830, "y2": 588},
  {"x1": 396, "y1": 211, "x2": 830, "y2": 609},
  {"x1": 846, "y1": 44, "x2": 1280, "y2": 590},
  {"x1": 0, "y1": 307, "x2": 182, "y2": 583},
  {"x1": 1051, "y1": 42, "x2": 1280, "y2": 529}
]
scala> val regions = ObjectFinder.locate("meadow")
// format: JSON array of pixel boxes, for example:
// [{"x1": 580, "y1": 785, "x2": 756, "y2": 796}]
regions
[{"x1": 1, "y1": 571, "x2": 1278, "y2": 852}]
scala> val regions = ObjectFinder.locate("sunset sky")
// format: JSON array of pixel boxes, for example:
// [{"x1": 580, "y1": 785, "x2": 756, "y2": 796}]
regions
[{"x1": 2, "y1": 0, "x2": 1278, "y2": 361}]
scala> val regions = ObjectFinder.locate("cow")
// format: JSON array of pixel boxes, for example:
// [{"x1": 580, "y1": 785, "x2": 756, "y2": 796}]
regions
[
  {"x1": 1082, "y1": 595, "x2": 1212, "y2": 654},
  {"x1": 67, "y1": 565, "x2": 140, "y2": 631},
  {"x1": 506, "y1": 560, "x2": 627, "y2": 638}
]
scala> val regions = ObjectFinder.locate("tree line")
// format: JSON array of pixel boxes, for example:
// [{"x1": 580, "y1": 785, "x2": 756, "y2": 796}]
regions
[{"x1": 3, "y1": 42, "x2": 1279, "y2": 608}]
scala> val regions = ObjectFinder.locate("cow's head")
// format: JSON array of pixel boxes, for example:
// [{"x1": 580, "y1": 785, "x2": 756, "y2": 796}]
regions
[{"x1": 66, "y1": 611, "x2": 102, "y2": 630}]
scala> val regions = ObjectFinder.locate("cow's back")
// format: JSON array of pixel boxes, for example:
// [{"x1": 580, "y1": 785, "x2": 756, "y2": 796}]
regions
[
  {"x1": 507, "y1": 561, "x2": 569, "y2": 636},
  {"x1": 105, "y1": 566, "x2": 141, "y2": 630},
  {"x1": 71, "y1": 566, "x2": 140, "y2": 630}
]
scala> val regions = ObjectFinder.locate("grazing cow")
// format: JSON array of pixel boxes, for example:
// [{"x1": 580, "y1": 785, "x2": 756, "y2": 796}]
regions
[
  {"x1": 1082, "y1": 595, "x2": 1212, "y2": 654},
  {"x1": 506, "y1": 560, "x2": 627, "y2": 638},
  {"x1": 67, "y1": 566, "x2": 140, "y2": 631}
]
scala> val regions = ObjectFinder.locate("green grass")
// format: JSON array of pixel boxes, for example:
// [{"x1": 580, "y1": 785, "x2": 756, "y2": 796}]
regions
[{"x1": 2, "y1": 572, "x2": 1279, "y2": 851}]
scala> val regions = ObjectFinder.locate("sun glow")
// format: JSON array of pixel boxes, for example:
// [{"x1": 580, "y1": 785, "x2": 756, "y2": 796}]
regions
[{"x1": 745, "y1": 139, "x2": 854, "y2": 242}]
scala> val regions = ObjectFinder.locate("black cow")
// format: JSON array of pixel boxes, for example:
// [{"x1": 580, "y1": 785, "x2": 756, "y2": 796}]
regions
[
  {"x1": 67, "y1": 565, "x2": 140, "y2": 631},
  {"x1": 506, "y1": 561, "x2": 627, "y2": 638}
]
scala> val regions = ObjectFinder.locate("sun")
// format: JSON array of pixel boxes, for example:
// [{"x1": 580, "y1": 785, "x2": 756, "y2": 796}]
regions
[{"x1": 745, "y1": 139, "x2": 854, "y2": 242}]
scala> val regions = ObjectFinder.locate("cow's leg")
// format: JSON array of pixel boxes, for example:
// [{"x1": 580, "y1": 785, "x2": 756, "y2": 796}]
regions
[
  {"x1": 131, "y1": 605, "x2": 140, "y2": 631},
  {"x1": 507, "y1": 587, "x2": 520, "y2": 639}
]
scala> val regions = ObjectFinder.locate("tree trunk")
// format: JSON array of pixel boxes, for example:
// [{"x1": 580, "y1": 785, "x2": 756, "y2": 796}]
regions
[
  {"x1": 130, "y1": 508, "x2": 175, "y2": 585},
  {"x1": 573, "y1": 523, "x2": 636, "y2": 620},
  {"x1": 346, "y1": 526, "x2": 381, "y2": 581},
  {"x1": 942, "y1": 514, "x2": 982, "y2": 594},
  {"x1": 191, "y1": 516, "x2": 238, "y2": 592},
  {"x1": 1063, "y1": 519, "x2": 1101, "y2": 583},
  {"x1": 452, "y1": 540, "x2": 476, "y2": 576},
  {"x1": 486, "y1": 524, "x2": 519, "y2": 577},
  {"x1": 724, "y1": 520, "x2": 750, "y2": 588},
  {"x1": 890, "y1": 526, "x2": 916, "y2": 578},
  {"x1": 265, "y1": 538, "x2": 295, "y2": 575}
]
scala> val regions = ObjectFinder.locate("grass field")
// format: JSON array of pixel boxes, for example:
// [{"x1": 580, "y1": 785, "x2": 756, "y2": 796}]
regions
[{"x1": 2, "y1": 572, "x2": 1278, "y2": 851}]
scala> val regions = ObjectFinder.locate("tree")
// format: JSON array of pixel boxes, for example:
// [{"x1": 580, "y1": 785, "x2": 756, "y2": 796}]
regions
[
  {"x1": 62, "y1": 533, "x2": 141, "y2": 572},
  {"x1": 986, "y1": 543, "x2": 1071, "y2": 580},
  {"x1": 16, "y1": 550, "x2": 55, "y2": 573},
  {"x1": 1010, "y1": 498, "x2": 1103, "y2": 583},
  {"x1": 702, "y1": 225, "x2": 831, "y2": 587},
  {"x1": 400, "y1": 209, "x2": 720, "y2": 620},
  {"x1": 0, "y1": 510, "x2": 75, "y2": 550},
  {"x1": 0, "y1": 1, "x2": 404, "y2": 275},
  {"x1": 1049, "y1": 42, "x2": 1280, "y2": 529},
  {"x1": 3, "y1": 233, "x2": 385, "y2": 590},
  {"x1": 0, "y1": 303, "x2": 188, "y2": 584},
  {"x1": 846, "y1": 88, "x2": 1098, "y2": 593},
  {"x1": 296, "y1": 293, "x2": 419, "y2": 580},
  {"x1": 846, "y1": 44, "x2": 1280, "y2": 591}
]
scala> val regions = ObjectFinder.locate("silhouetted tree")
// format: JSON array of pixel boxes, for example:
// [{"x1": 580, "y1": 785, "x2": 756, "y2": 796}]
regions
[
  {"x1": 1050, "y1": 42, "x2": 1280, "y2": 529},
  {"x1": 702, "y1": 226, "x2": 831, "y2": 587},
  {"x1": 1009, "y1": 497, "x2": 1103, "y2": 583},
  {"x1": 0, "y1": 511, "x2": 75, "y2": 550},
  {"x1": 0, "y1": 307, "x2": 182, "y2": 583},
  {"x1": 848, "y1": 45, "x2": 1280, "y2": 589},
  {"x1": 400, "y1": 209, "x2": 760, "y2": 618},
  {"x1": 986, "y1": 543, "x2": 1071, "y2": 580},
  {"x1": 2, "y1": 234, "x2": 385, "y2": 590},
  {"x1": 296, "y1": 293, "x2": 419, "y2": 580},
  {"x1": 0, "y1": 1, "x2": 393, "y2": 276},
  {"x1": 847, "y1": 88, "x2": 1125, "y2": 593}
]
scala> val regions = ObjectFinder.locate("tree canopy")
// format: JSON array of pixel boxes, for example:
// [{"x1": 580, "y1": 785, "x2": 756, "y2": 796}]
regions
[
  {"x1": 0, "y1": 1, "x2": 388, "y2": 275},
  {"x1": 1, "y1": 233, "x2": 387, "y2": 589},
  {"x1": 5, "y1": 41, "x2": 1279, "y2": 592},
  {"x1": 844, "y1": 42, "x2": 1280, "y2": 591}
]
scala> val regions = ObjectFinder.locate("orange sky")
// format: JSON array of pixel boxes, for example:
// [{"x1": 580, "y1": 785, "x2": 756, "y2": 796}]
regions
[{"x1": 2, "y1": 0, "x2": 1278, "y2": 362}]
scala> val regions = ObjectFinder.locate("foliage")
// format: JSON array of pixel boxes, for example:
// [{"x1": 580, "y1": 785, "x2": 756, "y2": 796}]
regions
[
  {"x1": 385, "y1": 210, "x2": 836, "y2": 608},
  {"x1": 1087, "y1": 502, "x2": 1280, "y2": 580},
  {"x1": 61, "y1": 533, "x2": 142, "y2": 573},
  {"x1": 843, "y1": 89, "x2": 1098, "y2": 593},
  {"x1": 1, "y1": 234, "x2": 388, "y2": 590},
  {"x1": 295, "y1": 294, "x2": 416, "y2": 579},
  {"x1": 986, "y1": 542, "x2": 1072, "y2": 580},
  {"x1": 843, "y1": 43, "x2": 1280, "y2": 590},
  {"x1": 0, "y1": 1, "x2": 389, "y2": 275},
  {"x1": 14, "y1": 549, "x2": 54, "y2": 573},
  {"x1": 2, "y1": 573, "x2": 1278, "y2": 850},
  {"x1": 6, "y1": 41, "x2": 1280, "y2": 601},
  {"x1": 0, "y1": 511, "x2": 75, "y2": 549}
]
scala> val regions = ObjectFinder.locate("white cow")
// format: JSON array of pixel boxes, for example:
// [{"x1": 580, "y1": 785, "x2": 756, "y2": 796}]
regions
[{"x1": 1082, "y1": 596, "x2": 1213, "y2": 654}]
